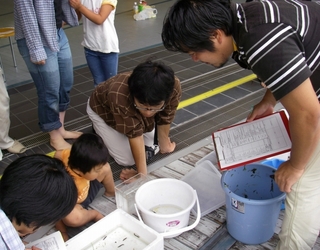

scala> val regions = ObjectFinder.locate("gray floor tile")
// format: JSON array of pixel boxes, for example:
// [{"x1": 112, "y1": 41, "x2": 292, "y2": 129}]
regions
[
  {"x1": 185, "y1": 101, "x2": 217, "y2": 116},
  {"x1": 205, "y1": 93, "x2": 235, "y2": 107},
  {"x1": 172, "y1": 109, "x2": 198, "y2": 125}
]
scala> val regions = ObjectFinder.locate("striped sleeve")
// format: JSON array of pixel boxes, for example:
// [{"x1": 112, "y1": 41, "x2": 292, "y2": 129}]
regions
[{"x1": 244, "y1": 23, "x2": 311, "y2": 100}]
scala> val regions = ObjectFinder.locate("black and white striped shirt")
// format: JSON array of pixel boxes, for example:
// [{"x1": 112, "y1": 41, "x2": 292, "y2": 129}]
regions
[{"x1": 231, "y1": 0, "x2": 320, "y2": 100}]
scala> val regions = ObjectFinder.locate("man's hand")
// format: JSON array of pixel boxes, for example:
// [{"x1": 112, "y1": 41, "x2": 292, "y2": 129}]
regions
[
  {"x1": 247, "y1": 102, "x2": 274, "y2": 122},
  {"x1": 120, "y1": 168, "x2": 138, "y2": 181},
  {"x1": 157, "y1": 124, "x2": 176, "y2": 153},
  {"x1": 247, "y1": 89, "x2": 276, "y2": 122},
  {"x1": 159, "y1": 139, "x2": 176, "y2": 154},
  {"x1": 275, "y1": 161, "x2": 304, "y2": 193}
]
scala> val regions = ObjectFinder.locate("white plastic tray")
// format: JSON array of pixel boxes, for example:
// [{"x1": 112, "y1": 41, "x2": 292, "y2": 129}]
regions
[
  {"x1": 182, "y1": 160, "x2": 225, "y2": 217},
  {"x1": 195, "y1": 151, "x2": 218, "y2": 167},
  {"x1": 65, "y1": 209, "x2": 163, "y2": 250}
]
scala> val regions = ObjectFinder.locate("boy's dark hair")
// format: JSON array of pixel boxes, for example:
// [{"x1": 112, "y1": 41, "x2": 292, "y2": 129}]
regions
[
  {"x1": 0, "y1": 154, "x2": 77, "y2": 228},
  {"x1": 162, "y1": 0, "x2": 233, "y2": 53},
  {"x1": 68, "y1": 133, "x2": 109, "y2": 173},
  {"x1": 128, "y1": 59, "x2": 175, "y2": 106}
]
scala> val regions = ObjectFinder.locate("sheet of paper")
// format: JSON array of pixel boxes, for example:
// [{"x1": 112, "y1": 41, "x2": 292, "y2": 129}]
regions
[
  {"x1": 214, "y1": 112, "x2": 291, "y2": 169},
  {"x1": 25, "y1": 231, "x2": 66, "y2": 250}
]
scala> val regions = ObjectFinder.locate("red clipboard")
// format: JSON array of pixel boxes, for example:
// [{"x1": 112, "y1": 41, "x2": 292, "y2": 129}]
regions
[{"x1": 212, "y1": 110, "x2": 291, "y2": 171}]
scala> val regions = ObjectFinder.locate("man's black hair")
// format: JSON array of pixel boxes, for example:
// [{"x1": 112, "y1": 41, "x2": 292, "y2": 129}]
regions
[
  {"x1": 162, "y1": 0, "x2": 233, "y2": 53},
  {"x1": 0, "y1": 154, "x2": 77, "y2": 227},
  {"x1": 128, "y1": 59, "x2": 175, "y2": 106}
]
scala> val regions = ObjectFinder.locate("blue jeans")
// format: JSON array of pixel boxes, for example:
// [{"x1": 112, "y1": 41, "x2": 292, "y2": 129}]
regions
[
  {"x1": 17, "y1": 29, "x2": 73, "y2": 132},
  {"x1": 84, "y1": 47, "x2": 118, "y2": 86}
]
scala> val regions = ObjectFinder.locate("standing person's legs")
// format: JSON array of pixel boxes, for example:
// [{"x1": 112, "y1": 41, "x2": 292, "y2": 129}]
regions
[
  {"x1": 17, "y1": 38, "x2": 62, "y2": 132},
  {"x1": 276, "y1": 141, "x2": 320, "y2": 250},
  {"x1": 17, "y1": 29, "x2": 80, "y2": 150},
  {"x1": 99, "y1": 52, "x2": 118, "y2": 82},
  {"x1": 0, "y1": 66, "x2": 14, "y2": 150},
  {"x1": 87, "y1": 101, "x2": 154, "y2": 166},
  {"x1": 0, "y1": 61, "x2": 26, "y2": 157},
  {"x1": 52, "y1": 29, "x2": 82, "y2": 142},
  {"x1": 0, "y1": 65, "x2": 13, "y2": 160},
  {"x1": 85, "y1": 48, "x2": 118, "y2": 87}
]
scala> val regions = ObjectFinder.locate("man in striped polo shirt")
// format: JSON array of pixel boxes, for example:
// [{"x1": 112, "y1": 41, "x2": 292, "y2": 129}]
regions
[{"x1": 162, "y1": 0, "x2": 320, "y2": 249}]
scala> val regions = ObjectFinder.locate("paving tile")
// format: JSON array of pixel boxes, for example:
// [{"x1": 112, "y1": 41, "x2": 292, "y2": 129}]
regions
[
  {"x1": 15, "y1": 108, "x2": 38, "y2": 124},
  {"x1": 185, "y1": 101, "x2": 217, "y2": 116},
  {"x1": 9, "y1": 124, "x2": 34, "y2": 140},
  {"x1": 222, "y1": 86, "x2": 251, "y2": 99},
  {"x1": 204, "y1": 93, "x2": 235, "y2": 107},
  {"x1": 172, "y1": 109, "x2": 197, "y2": 125}
]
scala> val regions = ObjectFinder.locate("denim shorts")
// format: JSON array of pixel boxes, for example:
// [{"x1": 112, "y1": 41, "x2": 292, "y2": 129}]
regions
[{"x1": 80, "y1": 180, "x2": 103, "y2": 208}]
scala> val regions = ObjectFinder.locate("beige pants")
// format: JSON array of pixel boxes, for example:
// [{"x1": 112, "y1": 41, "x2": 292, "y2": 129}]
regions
[
  {"x1": 87, "y1": 100, "x2": 154, "y2": 166},
  {"x1": 0, "y1": 65, "x2": 14, "y2": 160},
  {"x1": 276, "y1": 141, "x2": 320, "y2": 250}
]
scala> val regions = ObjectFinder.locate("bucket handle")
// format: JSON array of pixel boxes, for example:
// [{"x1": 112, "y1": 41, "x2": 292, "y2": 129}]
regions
[{"x1": 134, "y1": 189, "x2": 201, "y2": 238}]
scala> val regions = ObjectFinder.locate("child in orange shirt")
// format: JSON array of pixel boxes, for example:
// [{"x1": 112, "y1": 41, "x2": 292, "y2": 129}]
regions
[{"x1": 54, "y1": 133, "x2": 115, "y2": 240}]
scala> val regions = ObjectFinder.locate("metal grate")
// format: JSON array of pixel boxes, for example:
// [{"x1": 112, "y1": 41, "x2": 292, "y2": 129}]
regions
[{"x1": 1, "y1": 64, "x2": 264, "y2": 181}]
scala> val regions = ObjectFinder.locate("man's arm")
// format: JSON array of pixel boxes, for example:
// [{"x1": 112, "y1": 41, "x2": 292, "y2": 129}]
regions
[
  {"x1": 118, "y1": 136, "x2": 146, "y2": 180},
  {"x1": 157, "y1": 124, "x2": 176, "y2": 153},
  {"x1": 128, "y1": 135, "x2": 147, "y2": 175},
  {"x1": 14, "y1": 0, "x2": 50, "y2": 63},
  {"x1": 275, "y1": 78, "x2": 320, "y2": 192}
]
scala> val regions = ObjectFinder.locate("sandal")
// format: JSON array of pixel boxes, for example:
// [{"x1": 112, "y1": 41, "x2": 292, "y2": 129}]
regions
[{"x1": 6, "y1": 140, "x2": 27, "y2": 154}]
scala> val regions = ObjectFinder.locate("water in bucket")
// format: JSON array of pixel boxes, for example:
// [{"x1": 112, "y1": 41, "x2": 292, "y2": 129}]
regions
[
  {"x1": 150, "y1": 204, "x2": 183, "y2": 214},
  {"x1": 221, "y1": 163, "x2": 285, "y2": 245}
]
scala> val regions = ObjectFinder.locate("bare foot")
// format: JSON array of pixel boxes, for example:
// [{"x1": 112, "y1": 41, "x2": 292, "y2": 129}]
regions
[
  {"x1": 60, "y1": 130, "x2": 83, "y2": 139},
  {"x1": 120, "y1": 168, "x2": 138, "y2": 181},
  {"x1": 50, "y1": 137, "x2": 71, "y2": 150}
]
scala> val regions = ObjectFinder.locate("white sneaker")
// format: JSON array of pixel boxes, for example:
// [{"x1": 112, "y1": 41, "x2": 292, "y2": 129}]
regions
[{"x1": 145, "y1": 145, "x2": 160, "y2": 161}]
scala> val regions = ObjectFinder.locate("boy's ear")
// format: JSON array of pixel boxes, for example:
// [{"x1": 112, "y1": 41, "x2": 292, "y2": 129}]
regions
[{"x1": 211, "y1": 29, "x2": 224, "y2": 44}]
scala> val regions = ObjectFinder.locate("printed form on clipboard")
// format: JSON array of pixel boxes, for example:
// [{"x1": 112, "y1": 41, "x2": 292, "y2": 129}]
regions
[{"x1": 212, "y1": 110, "x2": 291, "y2": 171}]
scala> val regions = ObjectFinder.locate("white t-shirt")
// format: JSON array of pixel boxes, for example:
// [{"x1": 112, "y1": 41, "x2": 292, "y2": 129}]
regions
[{"x1": 81, "y1": 0, "x2": 119, "y2": 53}]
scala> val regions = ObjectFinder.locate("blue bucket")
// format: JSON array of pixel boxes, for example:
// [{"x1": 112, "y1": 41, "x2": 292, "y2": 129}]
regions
[
  {"x1": 261, "y1": 159, "x2": 286, "y2": 210},
  {"x1": 221, "y1": 163, "x2": 286, "y2": 245}
]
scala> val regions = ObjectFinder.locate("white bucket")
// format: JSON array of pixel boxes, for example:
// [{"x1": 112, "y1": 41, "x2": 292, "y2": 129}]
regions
[{"x1": 135, "y1": 178, "x2": 201, "y2": 238}]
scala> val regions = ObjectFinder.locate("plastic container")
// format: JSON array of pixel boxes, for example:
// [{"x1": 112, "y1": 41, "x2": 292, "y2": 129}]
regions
[
  {"x1": 65, "y1": 209, "x2": 163, "y2": 250},
  {"x1": 195, "y1": 151, "x2": 218, "y2": 167},
  {"x1": 182, "y1": 160, "x2": 225, "y2": 217},
  {"x1": 133, "y1": 2, "x2": 138, "y2": 14},
  {"x1": 138, "y1": 0, "x2": 145, "y2": 12},
  {"x1": 115, "y1": 173, "x2": 152, "y2": 214},
  {"x1": 135, "y1": 178, "x2": 201, "y2": 238},
  {"x1": 221, "y1": 163, "x2": 285, "y2": 245}
]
